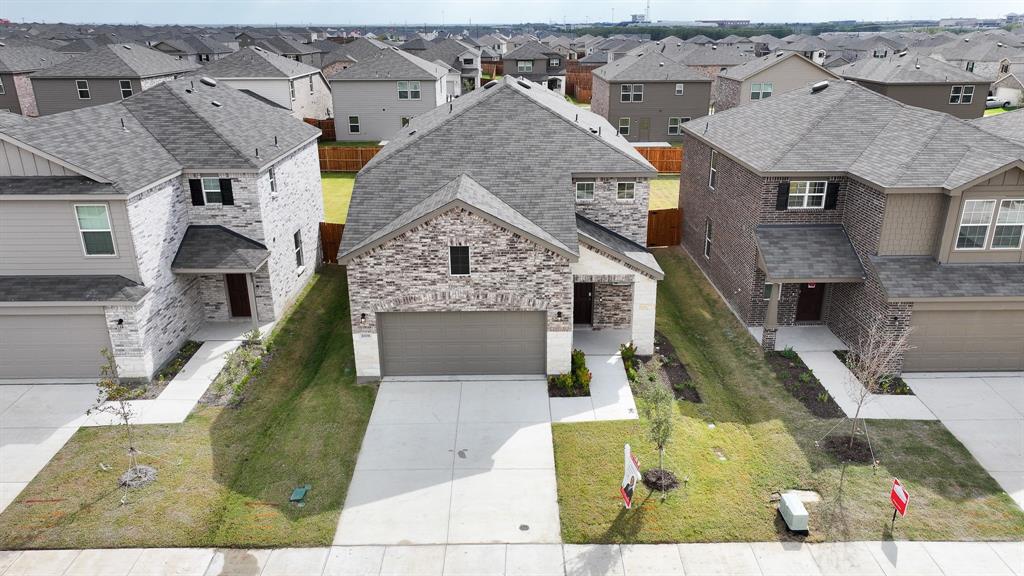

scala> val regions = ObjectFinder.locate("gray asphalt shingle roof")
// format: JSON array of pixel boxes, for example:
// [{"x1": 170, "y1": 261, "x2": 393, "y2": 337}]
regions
[
  {"x1": 0, "y1": 275, "x2": 149, "y2": 303},
  {"x1": 972, "y1": 108, "x2": 1024, "y2": 145},
  {"x1": 720, "y1": 52, "x2": 836, "y2": 81},
  {"x1": 0, "y1": 176, "x2": 115, "y2": 196},
  {"x1": 871, "y1": 256, "x2": 1024, "y2": 300},
  {"x1": 504, "y1": 40, "x2": 558, "y2": 61},
  {"x1": 200, "y1": 46, "x2": 319, "y2": 79},
  {"x1": 0, "y1": 44, "x2": 73, "y2": 73},
  {"x1": 171, "y1": 225, "x2": 269, "y2": 272},
  {"x1": 593, "y1": 50, "x2": 711, "y2": 82},
  {"x1": 340, "y1": 76, "x2": 657, "y2": 258},
  {"x1": 756, "y1": 225, "x2": 866, "y2": 281},
  {"x1": 576, "y1": 215, "x2": 663, "y2": 279},
  {"x1": 31, "y1": 42, "x2": 197, "y2": 78},
  {"x1": 328, "y1": 46, "x2": 447, "y2": 81},
  {"x1": 836, "y1": 54, "x2": 988, "y2": 84},
  {"x1": 682, "y1": 80, "x2": 1024, "y2": 190}
]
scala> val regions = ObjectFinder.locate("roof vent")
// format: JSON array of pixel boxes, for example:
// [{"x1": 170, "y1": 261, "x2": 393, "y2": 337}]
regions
[
  {"x1": 711, "y1": 44, "x2": 717, "y2": 50},
  {"x1": 211, "y1": 100, "x2": 222, "y2": 107},
  {"x1": 185, "y1": 88, "x2": 193, "y2": 94},
  {"x1": 122, "y1": 44, "x2": 132, "y2": 49},
  {"x1": 915, "y1": 63, "x2": 921, "y2": 69},
  {"x1": 659, "y1": 62, "x2": 665, "y2": 67},
  {"x1": 408, "y1": 129, "x2": 417, "y2": 135},
  {"x1": 199, "y1": 76, "x2": 217, "y2": 87},
  {"x1": 776, "y1": 51, "x2": 783, "y2": 57},
  {"x1": 997, "y1": 42, "x2": 1004, "y2": 47},
  {"x1": 810, "y1": 80, "x2": 829, "y2": 93},
  {"x1": 0, "y1": 42, "x2": 5, "y2": 47},
  {"x1": 516, "y1": 79, "x2": 532, "y2": 89},
  {"x1": 483, "y1": 79, "x2": 498, "y2": 89}
]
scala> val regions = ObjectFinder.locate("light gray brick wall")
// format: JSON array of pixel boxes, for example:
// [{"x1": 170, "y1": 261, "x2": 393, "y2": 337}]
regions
[
  {"x1": 573, "y1": 176, "x2": 650, "y2": 245},
  {"x1": 200, "y1": 274, "x2": 229, "y2": 321},
  {"x1": 185, "y1": 172, "x2": 265, "y2": 241},
  {"x1": 347, "y1": 207, "x2": 573, "y2": 335},
  {"x1": 593, "y1": 283, "x2": 633, "y2": 328},
  {"x1": 13, "y1": 73, "x2": 38, "y2": 116}
]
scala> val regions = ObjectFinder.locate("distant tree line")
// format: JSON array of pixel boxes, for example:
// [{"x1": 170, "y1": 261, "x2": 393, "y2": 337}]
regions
[{"x1": 567, "y1": 25, "x2": 796, "y2": 41}]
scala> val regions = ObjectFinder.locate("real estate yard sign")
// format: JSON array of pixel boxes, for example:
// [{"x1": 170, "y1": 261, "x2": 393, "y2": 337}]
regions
[
  {"x1": 620, "y1": 444, "x2": 641, "y2": 509},
  {"x1": 891, "y1": 478, "x2": 910, "y2": 522}
]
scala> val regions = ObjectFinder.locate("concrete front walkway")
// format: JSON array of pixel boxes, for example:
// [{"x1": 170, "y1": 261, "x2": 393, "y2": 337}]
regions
[
  {"x1": 550, "y1": 329, "x2": 638, "y2": 423},
  {"x1": 749, "y1": 326, "x2": 936, "y2": 420},
  {"x1": 334, "y1": 377, "x2": 561, "y2": 546},
  {"x1": 904, "y1": 372, "x2": 1024, "y2": 510},
  {"x1": 2, "y1": 541, "x2": 1020, "y2": 575}
]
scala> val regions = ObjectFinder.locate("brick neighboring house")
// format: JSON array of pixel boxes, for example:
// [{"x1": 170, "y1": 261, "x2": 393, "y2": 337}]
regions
[
  {"x1": 0, "y1": 44, "x2": 74, "y2": 116},
  {"x1": 836, "y1": 55, "x2": 990, "y2": 119},
  {"x1": 591, "y1": 50, "x2": 711, "y2": 142},
  {"x1": 680, "y1": 80, "x2": 1024, "y2": 373},
  {"x1": 339, "y1": 76, "x2": 663, "y2": 380},
  {"x1": 401, "y1": 37, "x2": 483, "y2": 93},
  {"x1": 502, "y1": 40, "x2": 567, "y2": 93},
  {"x1": 715, "y1": 52, "x2": 840, "y2": 112},
  {"x1": 28, "y1": 43, "x2": 198, "y2": 115},
  {"x1": 0, "y1": 78, "x2": 322, "y2": 380}
]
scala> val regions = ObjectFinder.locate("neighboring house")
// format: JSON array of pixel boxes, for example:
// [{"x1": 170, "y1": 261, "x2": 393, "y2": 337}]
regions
[
  {"x1": 238, "y1": 33, "x2": 323, "y2": 67},
  {"x1": 402, "y1": 38, "x2": 483, "y2": 92},
  {"x1": 151, "y1": 35, "x2": 232, "y2": 64},
  {"x1": 338, "y1": 76, "x2": 663, "y2": 380},
  {"x1": 0, "y1": 78, "x2": 322, "y2": 380},
  {"x1": 328, "y1": 46, "x2": 456, "y2": 142},
  {"x1": 716, "y1": 35, "x2": 755, "y2": 54},
  {"x1": 749, "y1": 34, "x2": 784, "y2": 57},
  {"x1": 837, "y1": 35, "x2": 907, "y2": 62},
  {"x1": 716, "y1": 52, "x2": 840, "y2": 112},
  {"x1": 200, "y1": 46, "x2": 332, "y2": 120},
  {"x1": 591, "y1": 50, "x2": 712, "y2": 142},
  {"x1": 928, "y1": 39, "x2": 1024, "y2": 80},
  {"x1": 475, "y1": 34, "x2": 507, "y2": 55},
  {"x1": 0, "y1": 44, "x2": 73, "y2": 115},
  {"x1": 836, "y1": 55, "x2": 989, "y2": 119},
  {"x1": 778, "y1": 36, "x2": 832, "y2": 65},
  {"x1": 992, "y1": 54, "x2": 1024, "y2": 107},
  {"x1": 502, "y1": 40, "x2": 567, "y2": 93},
  {"x1": 29, "y1": 43, "x2": 197, "y2": 115},
  {"x1": 679, "y1": 80, "x2": 1024, "y2": 373},
  {"x1": 319, "y1": 37, "x2": 389, "y2": 77}
]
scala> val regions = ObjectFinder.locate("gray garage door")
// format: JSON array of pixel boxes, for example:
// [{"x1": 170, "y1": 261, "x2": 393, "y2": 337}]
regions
[
  {"x1": 378, "y1": 311, "x2": 546, "y2": 376},
  {"x1": 904, "y1": 309, "x2": 1024, "y2": 372},
  {"x1": 0, "y1": 311, "x2": 112, "y2": 379}
]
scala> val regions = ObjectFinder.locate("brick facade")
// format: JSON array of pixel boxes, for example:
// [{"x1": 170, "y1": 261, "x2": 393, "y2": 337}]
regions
[
  {"x1": 593, "y1": 283, "x2": 633, "y2": 329},
  {"x1": 574, "y1": 176, "x2": 650, "y2": 245},
  {"x1": 715, "y1": 76, "x2": 741, "y2": 111},
  {"x1": 13, "y1": 74, "x2": 38, "y2": 117},
  {"x1": 591, "y1": 75, "x2": 609, "y2": 118}
]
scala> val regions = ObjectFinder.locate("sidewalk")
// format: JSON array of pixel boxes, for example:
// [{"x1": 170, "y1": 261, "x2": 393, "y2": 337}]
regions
[
  {"x1": 1, "y1": 540, "x2": 1020, "y2": 575},
  {"x1": 550, "y1": 329, "x2": 638, "y2": 423}
]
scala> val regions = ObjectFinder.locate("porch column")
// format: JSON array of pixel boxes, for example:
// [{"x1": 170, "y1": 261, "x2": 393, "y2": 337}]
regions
[
  {"x1": 245, "y1": 273, "x2": 259, "y2": 329},
  {"x1": 761, "y1": 282, "x2": 780, "y2": 352}
]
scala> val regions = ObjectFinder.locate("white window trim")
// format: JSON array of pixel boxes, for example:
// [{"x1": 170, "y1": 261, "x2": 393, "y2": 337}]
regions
[
  {"x1": 76, "y1": 79, "x2": 90, "y2": 100},
  {"x1": 703, "y1": 218, "x2": 712, "y2": 260},
  {"x1": 763, "y1": 282, "x2": 775, "y2": 301},
  {"x1": 949, "y1": 84, "x2": 975, "y2": 104},
  {"x1": 268, "y1": 167, "x2": 277, "y2": 194},
  {"x1": 119, "y1": 79, "x2": 133, "y2": 99},
  {"x1": 618, "y1": 117, "x2": 630, "y2": 136},
  {"x1": 398, "y1": 80, "x2": 421, "y2": 100},
  {"x1": 750, "y1": 82, "x2": 773, "y2": 100},
  {"x1": 667, "y1": 117, "x2": 690, "y2": 135},
  {"x1": 200, "y1": 177, "x2": 223, "y2": 205},
  {"x1": 517, "y1": 60, "x2": 533, "y2": 72},
  {"x1": 620, "y1": 83, "x2": 643, "y2": 103},
  {"x1": 348, "y1": 115, "x2": 360, "y2": 134},
  {"x1": 991, "y1": 198, "x2": 1024, "y2": 250},
  {"x1": 289, "y1": 80, "x2": 296, "y2": 101},
  {"x1": 955, "y1": 199, "x2": 997, "y2": 251},
  {"x1": 549, "y1": 58, "x2": 560, "y2": 67},
  {"x1": 787, "y1": 180, "x2": 828, "y2": 210},
  {"x1": 73, "y1": 203, "x2": 117, "y2": 257},
  {"x1": 293, "y1": 229, "x2": 303, "y2": 268},
  {"x1": 575, "y1": 181, "x2": 595, "y2": 202},
  {"x1": 674, "y1": 83, "x2": 684, "y2": 95},
  {"x1": 448, "y1": 245, "x2": 471, "y2": 276},
  {"x1": 616, "y1": 181, "x2": 636, "y2": 202},
  {"x1": 708, "y1": 150, "x2": 717, "y2": 190},
  {"x1": 0, "y1": 77, "x2": 7, "y2": 95}
]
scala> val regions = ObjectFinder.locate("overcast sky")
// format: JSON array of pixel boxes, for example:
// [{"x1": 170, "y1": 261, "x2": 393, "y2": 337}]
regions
[{"x1": 3, "y1": 0, "x2": 1021, "y2": 26}]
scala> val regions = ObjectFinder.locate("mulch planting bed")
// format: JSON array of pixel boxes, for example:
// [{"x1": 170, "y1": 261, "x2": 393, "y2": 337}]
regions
[
  {"x1": 642, "y1": 468, "x2": 680, "y2": 492},
  {"x1": 651, "y1": 331, "x2": 701, "y2": 403},
  {"x1": 766, "y1": 351, "x2": 844, "y2": 418},
  {"x1": 820, "y1": 435, "x2": 875, "y2": 464},
  {"x1": 833, "y1": 350, "x2": 915, "y2": 395}
]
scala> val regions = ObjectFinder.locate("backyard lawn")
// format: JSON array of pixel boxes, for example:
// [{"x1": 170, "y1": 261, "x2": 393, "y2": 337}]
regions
[
  {"x1": 649, "y1": 176, "x2": 680, "y2": 210},
  {"x1": 553, "y1": 247, "x2": 1024, "y2": 543},
  {"x1": 322, "y1": 172, "x2": 355, "y2": 224},
  {"x1": 0, "y1": 267, "x2": 376, "y2": 549}
]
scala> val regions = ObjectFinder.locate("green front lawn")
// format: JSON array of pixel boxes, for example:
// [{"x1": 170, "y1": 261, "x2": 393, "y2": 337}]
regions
[
  {"x1": 322, "y1": 172, "x2": 355, "y2": 224},
  {"x1": 649, "y1": 177, "x2": 680, "y2": 210},
  {"x1": 0, "y1": 267, "x2": 375, "y2": 549},
  {"x1": 553, "y1": 248, "x2": 1024, "y2": 543}
]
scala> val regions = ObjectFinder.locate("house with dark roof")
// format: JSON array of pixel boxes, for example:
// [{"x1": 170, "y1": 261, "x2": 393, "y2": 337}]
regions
[
  {"x1": 200, "y1": 46, "x2": 332, "y2": 120},
  {"x1": 778, "y1": 36, "x2": 832, "y2": 65},
  {"x1": 0, "y1": 44, "x2": 74, "y2": 116},
  {"x1": 319, "y1": 37, "x2": 390, "y2": 76},
  {"x1": 29, "y1": 43, "x2": 197, "y2": 115},
  {"x1": 151, "y1": 35, "x2": 232, "y2": 64},
  {"x1": 502, "y1": 40, "x2": 567, "y2": 92},
  {"x1": 679, "y1": 79, "x2": 1024, "y2": 373},
  {"x1": 591, "y1": 50, "x2": 711, "y2": 142},
  {"x1": 716, "y1": 52, "x2": 839, "y2": 111},
  {"x1": 328, "y1": 46, "x2": 457, "y2": 142},
  {"x1": 339, "y1": 76, "x2": 663, "y2": 380},
  {"x1": 400, "y1": 37, "x2": 482, "y2": 92},
  {"x1": 836, "y1": 54, "x2": 990, "y2": 119},
  {"x1": 0, "y1": 77, "x2": 323, "y2": 381}
]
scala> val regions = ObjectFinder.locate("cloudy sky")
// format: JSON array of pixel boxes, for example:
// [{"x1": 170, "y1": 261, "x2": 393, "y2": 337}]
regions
[{"x1": 3, "y1": 0, "x2": 1020, "y2": 26}]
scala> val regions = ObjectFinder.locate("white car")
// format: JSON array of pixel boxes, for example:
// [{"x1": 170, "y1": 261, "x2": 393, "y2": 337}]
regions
[{"x1": 986, "y1": 96, "x2": 1012, "y2": 109}]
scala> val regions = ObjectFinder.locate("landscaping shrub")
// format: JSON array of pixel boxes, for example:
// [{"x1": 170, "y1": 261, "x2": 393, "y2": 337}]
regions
[{"x1": 547, "y1": 349, "x2": 592, "y2": 397}]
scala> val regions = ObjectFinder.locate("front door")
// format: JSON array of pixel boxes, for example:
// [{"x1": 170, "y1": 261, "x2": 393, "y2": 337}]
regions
[
  {"x1": 574, "y1": 283, "x2": 594, "y2": 325},
  {"x1": 226, "y1": 274, "x2": 252, "y2": 318},
  {"x1": 795, "y1": 283, "x2": 825, "y2": 322}
]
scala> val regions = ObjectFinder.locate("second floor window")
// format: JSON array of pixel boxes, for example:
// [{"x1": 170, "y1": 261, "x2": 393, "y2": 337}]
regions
[
  {"x1": 750, "y1": 82, "x2": 773, "y2": 100},
  {"x1": 294, "y1": 230, "x2": 304, "y2": 268},
  {"x1": 575, "y1": 181, "x2": 594, "y2": 201},
  {"x1": 119, "y1": 80, "x2": 133, "y2": 99},
  {"x1": 268, "y1": 167, "x2": 277, "y2": 194},
  {"x1": 618, "y1": 117, "x2": 630, "y2": 136},
  {"x1": 289, "y1": 80, "x2": 296, "y2": 100},
  {"x1": 75, "y1": 204, "x2": 115, "y2": 256},
  {"x1": 549, "y1": 58, "x2": 560, "y2": 67},
  {"x1": 462, "y1": 57, "x2": 474, "y2": 66},
  {"x1": 202, "y1": 178, "x2": 224, "y2": 204},
  {"x1": 398, "y1": 80, "x2": 421, "y2": 99},
  {"x1": 617, "y1": 181, "x2": 635, "y2": 200},
  {"x1": 992, "y1": 199, "x2": 1024, "y2": 249},
  {"x1": 620, "y1": 83, "x2": 643, "y2": 102},
  {"x1": 788, "y1": 181, "x2": 827, "y2": 209},
  {"x1": 704, "y1": 218, "x2": 713, "y2": 259},
  {"x1": 708, "y1": 150, "x2": 718, "y2": 189},
  {"x1": 667, "y1": 117, "x2": 690, "y2": 135},
  {"x1": 517, "y1": 60, "x2": 533, "y2": 73},
  {"x1": 76, "y1": 80, "x2": 90, "y2": 99},
  {"x1": 949, "y1": 85, "x2": 974, "y2": 104},
  {"x1": 675, "y1": 83, "x2": 685, "y2": 95},
  {"x1": 956, "y1": 199, "x2": 996, "y2": 249},
  {"x1": 0, "y1": 77, "x2": 5, "y2": 95},
  {"x1": 449, "y1": 246, "x2": 470, "y2": 275}
]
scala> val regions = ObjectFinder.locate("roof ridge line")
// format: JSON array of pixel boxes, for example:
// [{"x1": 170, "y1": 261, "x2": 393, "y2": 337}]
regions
[
  {"x1": 162, "y1": 83, "x2": 258, "y2": 169},
  {"x1": 768, "y1": 83, "x2": 853, "y2": 171}
]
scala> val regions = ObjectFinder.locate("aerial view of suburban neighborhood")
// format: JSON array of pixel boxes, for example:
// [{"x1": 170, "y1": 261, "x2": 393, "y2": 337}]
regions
[{"x1": 0, "y1": 0, "x2": 1023, "y2": 573}]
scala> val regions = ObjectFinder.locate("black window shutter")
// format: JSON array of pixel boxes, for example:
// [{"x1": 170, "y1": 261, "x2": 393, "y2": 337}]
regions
[
  {"x1": 219, "y1": 179, "x2": 234, "y2": 205},
  {"x1": 824, "y1": 181, "x2": 840, "y2": 210},
  {"x1": 188, "y1": 179, "x2": 204, "y2": 205},
  {"x1": 775, "y1": 181, "x2": 790, "y2": 210}
]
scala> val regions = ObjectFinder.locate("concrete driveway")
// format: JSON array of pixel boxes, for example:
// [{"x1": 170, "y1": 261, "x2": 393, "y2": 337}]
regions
[
  {"x1": 0, "y1": 384, "x2": 96, "y2": 512},
  {"x1": 333, "y1": 377, "x2": 561, "y2": 546},
  {"x1": 903, "y1": 372, "x2": 1024, "y2": 510}
]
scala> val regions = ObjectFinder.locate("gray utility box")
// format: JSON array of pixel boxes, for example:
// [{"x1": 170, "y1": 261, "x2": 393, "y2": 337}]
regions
[{"x1": 780, "y1": 492, "x2": 809, "y2": 532}]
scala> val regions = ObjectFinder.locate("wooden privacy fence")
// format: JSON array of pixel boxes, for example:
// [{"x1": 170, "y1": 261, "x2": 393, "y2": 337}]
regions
[
  {"x1": 565, "y1": 70, "x2": 593, "y2": 103},
  {"x1": 482, "y1": 62, "x2": 503, "y2": 78},
  {"x1": 319, "y1": 146, "x2": 382, "y2": 172},
  {"x1": 320, "y1": 222, "x2": 344, "y2": 264},
  {"x1": 304, "y1": 118, "x2": 336, "y2": 141},
  {"x1": 636, "y1": 146, "x2": 683, "y2": 173},
  {"x1": 647, "y1": 208, "x2": 681, "y2": 247}
]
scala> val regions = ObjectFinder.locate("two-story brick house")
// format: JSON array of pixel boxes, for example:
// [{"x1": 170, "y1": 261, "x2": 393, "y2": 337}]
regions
[
  {"x1": 680, "y1": 80, "x2": 1024, "y2": 372},
  {"x1": 0, "y1": 78, "x2": 322, "y2": 380},
  {"x1": 339, "y1": 76, "x2": 663, "y2": 380}
]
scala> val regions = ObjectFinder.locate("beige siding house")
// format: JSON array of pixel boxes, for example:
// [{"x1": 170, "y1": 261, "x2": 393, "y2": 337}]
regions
[{"x1": 716, "y1": 52, "x2": 840, "y2": 112}]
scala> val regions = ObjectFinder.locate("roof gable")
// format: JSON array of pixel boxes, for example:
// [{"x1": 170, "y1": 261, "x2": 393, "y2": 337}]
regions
[
  {"x1": 593, "y1": 50, "x2": 711, "y2": 82},
  {"x1": 329, "y1": 46, "x2": 446, "y2": 81},
  {"x1": 31, "y1": 42, "x2": 197, "y2": 78},
  {"x1": 200, "y1": 46, "x2": 318, "y2": 79}
]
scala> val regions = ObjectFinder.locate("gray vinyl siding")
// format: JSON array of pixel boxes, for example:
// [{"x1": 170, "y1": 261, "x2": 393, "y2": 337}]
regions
[
  {"x1": 604, "y1": 80, "x2": 712, "y2": 142},
  {"x1": 502, "y1": 57, "x2": 558, "y2": 83},
  {"x1": 330, "y1": 79, "x2": 440, "y2": 142},
  {"x1": 855, "y1": 81, "x2": 989, "y2": 120},
  {"x1": 0, "y1": 140, "x2": 76, "y2": 176},
  {"x1": 31, "y1": 77, "x2": 143, "y2": 115},
  {"x1": 0, "y1": 73, "x2": 22, "y2": 114},
  {"x1": 0, "y1": 199, "x2": 139, "y2": 280}
]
